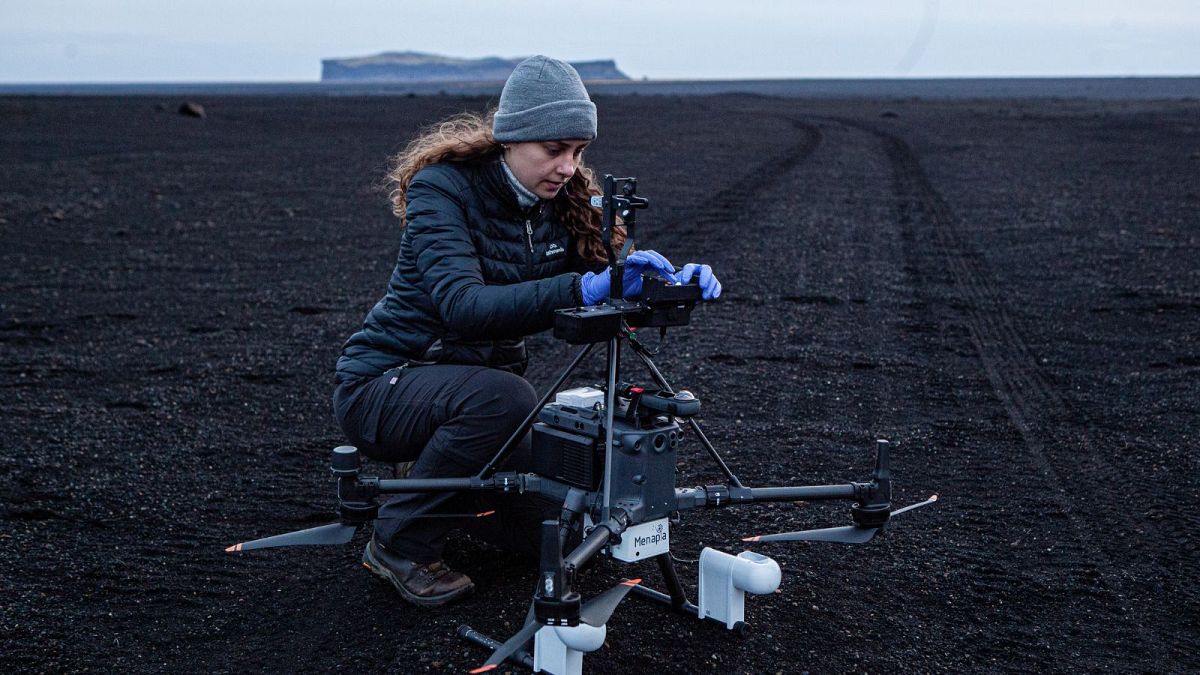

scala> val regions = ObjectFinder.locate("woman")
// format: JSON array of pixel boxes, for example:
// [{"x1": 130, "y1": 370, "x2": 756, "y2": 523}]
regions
[{"x1": 334, "y1": 56, "x2": 721, "y2": 607}]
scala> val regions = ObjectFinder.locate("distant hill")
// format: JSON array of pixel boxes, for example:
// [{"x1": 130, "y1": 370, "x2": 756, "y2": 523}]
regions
[{"x1": 320, "y1": 51, "x2": 629, "y2": 82}]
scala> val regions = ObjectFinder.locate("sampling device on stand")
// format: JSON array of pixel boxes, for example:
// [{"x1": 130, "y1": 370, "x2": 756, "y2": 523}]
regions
[{"x1": 228, "y1": 174, "x2": 937, "y2": 674}]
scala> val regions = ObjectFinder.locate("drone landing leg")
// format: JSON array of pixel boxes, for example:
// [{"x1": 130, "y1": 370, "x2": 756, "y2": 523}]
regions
[
  {"x1": 657, "y1": 552, "x2": 689, "y2": 608},
  {"x1": 626, "y1": 554, "x2": 751, "y2": 635},
  {"x1": 457, "y1": 625, "x2": 535, "y2": 670}
]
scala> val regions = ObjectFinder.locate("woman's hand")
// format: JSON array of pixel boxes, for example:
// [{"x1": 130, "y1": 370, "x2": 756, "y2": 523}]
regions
[
  {"x1": 673, "y1": 263, "x2": 722, "y2": 300},
  {"x1": 580, "y1": 250, "x2": 676, "y2": 305}
]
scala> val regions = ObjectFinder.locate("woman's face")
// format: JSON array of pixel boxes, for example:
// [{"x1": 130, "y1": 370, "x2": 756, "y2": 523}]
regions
[{"x1": 503, "y1": 139, "x2": 590, "y2": 200}]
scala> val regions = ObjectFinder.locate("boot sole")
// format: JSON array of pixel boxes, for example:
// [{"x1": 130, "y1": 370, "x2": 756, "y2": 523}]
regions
[{"x1": 362, "y1": 541, "x2": 475, "y2": 607}]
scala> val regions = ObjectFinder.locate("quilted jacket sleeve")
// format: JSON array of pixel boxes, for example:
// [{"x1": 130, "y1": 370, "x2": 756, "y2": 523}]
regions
[{"x1": 405, "y1": 167, "x2": 581, "y2": 339}]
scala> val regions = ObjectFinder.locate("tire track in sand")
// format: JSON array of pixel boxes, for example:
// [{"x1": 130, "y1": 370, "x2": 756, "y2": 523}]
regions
[
  {"x1": 837, "y1": 118, "x2": 1193, "y2": 663},
  {"x1": 686, "y1": 118, "x2": 823, "y2": 233}
]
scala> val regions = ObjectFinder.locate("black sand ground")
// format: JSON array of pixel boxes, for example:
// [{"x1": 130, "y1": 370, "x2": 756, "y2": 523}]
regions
[{"x1": 1, "y1": 94, "x2": 1197, "y2": 673}]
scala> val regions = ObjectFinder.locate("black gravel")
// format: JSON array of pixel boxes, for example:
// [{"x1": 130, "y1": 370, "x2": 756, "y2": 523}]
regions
[{"x1": 1, "y1": 93, "x2": 1197, "y2": 673}]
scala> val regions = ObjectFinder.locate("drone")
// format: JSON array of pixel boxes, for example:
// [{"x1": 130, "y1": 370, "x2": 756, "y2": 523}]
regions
[{"x1": 227, "y1": 174, "x2": 937, "y2": 674}]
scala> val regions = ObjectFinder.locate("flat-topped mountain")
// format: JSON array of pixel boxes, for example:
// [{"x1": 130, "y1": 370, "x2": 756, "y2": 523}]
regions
[{"x1": 320, "y1": 51, "x2": 629, "y2": 82}]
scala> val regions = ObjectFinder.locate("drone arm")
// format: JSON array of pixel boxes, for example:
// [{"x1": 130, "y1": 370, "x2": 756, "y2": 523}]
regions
[
  {"x1": 366, "y1": 472, "x2": 574, "y2": 502},
  {"x1": 371, "y1": 475, "x2": 497, "y2": 494},
  {"x1": 674, "y1": 441, "x2": 896, "y2": 511},
  {"x1": 743, "y1": 484, "x2": 862, "y2": 502},
  {"x1": 563, "y1": 509, "x2": 629, "y2": 575},
  {"x1": 674, "y1": 482, "x2": 871, "y2": 511},
  {"x1": 564, "y1": 527, "x2": 611, "y2": 573}
]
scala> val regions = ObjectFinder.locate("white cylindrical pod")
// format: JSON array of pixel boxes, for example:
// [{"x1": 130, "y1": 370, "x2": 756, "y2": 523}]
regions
[
  {"x1": 731, "y1": 551, "x2": 782, "y2": 595},
  {"x1": 698, "y1": 547, "x2": 783, "y2": 630},
  {"x1": 555, "y1": 622, "x2": 606, "y2": 652}
]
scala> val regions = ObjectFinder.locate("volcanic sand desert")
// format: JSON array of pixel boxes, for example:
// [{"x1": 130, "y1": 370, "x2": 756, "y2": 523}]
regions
[{"x1": 1, "y1": 93, "x2": 1197, "y2": 672}]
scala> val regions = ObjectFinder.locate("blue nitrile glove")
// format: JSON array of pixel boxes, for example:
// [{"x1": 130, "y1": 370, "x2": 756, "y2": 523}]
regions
[
  {"x1": 673, "y1": 263, "x2": 722, "y2": 300},
  {"x1": 580, "y1": 250, "x2": 677, "y2": 305}
]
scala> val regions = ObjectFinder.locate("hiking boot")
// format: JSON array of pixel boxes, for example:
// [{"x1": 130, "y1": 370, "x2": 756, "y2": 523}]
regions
[{"x1": 361, "y1": 535, "x2": 474, "y2": 607}]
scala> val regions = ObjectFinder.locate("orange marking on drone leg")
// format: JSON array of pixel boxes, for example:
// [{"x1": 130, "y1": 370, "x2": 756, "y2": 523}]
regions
[
  {"x1": 477, "y1": 510, "x2": 496, "y2": 517},
  {"x1": 469, "y1": 665, "x2": 498, "y2": 673},
  {"x1": 225, "y1": 543, "x2": 242, "y2": 552},
  {"x1": 741, "y1": 536, "x2": 761, "y2": 542},
  {"x1": 622, "y1": 578, "x2": 642, "y2": 586}
]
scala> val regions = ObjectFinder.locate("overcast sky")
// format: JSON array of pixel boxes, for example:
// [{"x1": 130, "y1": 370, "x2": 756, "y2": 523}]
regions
[{"x1": 1, "y1": 0, "x2": 1197, "y2": 82}]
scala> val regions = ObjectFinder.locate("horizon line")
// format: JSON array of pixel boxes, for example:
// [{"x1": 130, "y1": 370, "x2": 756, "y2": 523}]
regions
[{"x1": 3, "y1": 74, "x2": 1200, "y2": 87}]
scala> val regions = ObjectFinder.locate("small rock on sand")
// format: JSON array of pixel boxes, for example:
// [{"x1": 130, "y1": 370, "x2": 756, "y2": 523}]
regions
[{"x1": 178, "y1": 102, "x2": 206, "y2": 119}]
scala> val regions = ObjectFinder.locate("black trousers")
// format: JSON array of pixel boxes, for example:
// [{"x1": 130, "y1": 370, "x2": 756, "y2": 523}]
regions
[{"x1": 333, "y1": 365, "x2": 555, "y2": 562}]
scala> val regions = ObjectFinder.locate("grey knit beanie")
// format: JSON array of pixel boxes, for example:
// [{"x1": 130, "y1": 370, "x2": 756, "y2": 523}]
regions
[{"x1": 493, "y1": 56, "x2": 597, "y2": 142}]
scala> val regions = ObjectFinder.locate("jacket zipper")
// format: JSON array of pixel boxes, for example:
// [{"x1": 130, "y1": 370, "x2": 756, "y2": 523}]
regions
[{"x1": 524, "y1": 203, "x2": 542, "y2": 277}]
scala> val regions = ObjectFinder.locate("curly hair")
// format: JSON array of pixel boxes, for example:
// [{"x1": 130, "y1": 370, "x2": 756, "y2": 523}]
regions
[{"x1": 383, "y1": 109, "x2": 622, "y2": 264}]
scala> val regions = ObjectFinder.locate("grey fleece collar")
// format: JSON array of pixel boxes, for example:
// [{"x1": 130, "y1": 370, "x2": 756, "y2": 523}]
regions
[{"x1": 500, "y1": 158, "x2": 540, "y2": 209}]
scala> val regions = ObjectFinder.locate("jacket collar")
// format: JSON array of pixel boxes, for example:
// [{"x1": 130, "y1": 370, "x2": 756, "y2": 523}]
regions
[
  {"x1": 481, "y1": 157, "x2": 546, "y2": 220},
  {"x1": 500, "y1": 159, "x2": 540, "y2": 209}
]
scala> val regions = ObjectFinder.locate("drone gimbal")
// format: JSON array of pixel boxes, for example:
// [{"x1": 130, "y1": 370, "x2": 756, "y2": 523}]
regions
[{"x1": 227, "y1": 175, "x2": 936, "y2": 674}]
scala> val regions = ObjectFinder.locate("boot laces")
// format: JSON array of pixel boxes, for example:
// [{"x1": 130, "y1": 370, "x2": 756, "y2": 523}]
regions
[{"x1": 420, "y1": 561, "x2": 450, "y2": 580}]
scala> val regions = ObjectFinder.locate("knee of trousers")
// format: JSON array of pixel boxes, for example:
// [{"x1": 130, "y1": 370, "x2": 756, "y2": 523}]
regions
[
  {"x1": 461, "y1": 368, "x2": 537, "y2": 421},
  {"x1": 452, "y1": 368, "x2": 538, "y2": 443}
]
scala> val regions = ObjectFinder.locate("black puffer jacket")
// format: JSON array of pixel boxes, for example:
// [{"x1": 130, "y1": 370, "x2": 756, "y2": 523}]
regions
[{"x1": 336, "y1": 157, "x2": 595, "y2": 382}]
